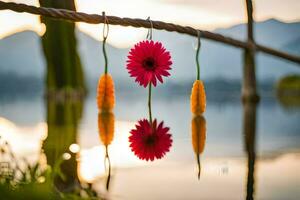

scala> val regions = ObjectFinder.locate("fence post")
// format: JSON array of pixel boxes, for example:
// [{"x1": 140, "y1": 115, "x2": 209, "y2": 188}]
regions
[
  {"x1": 242, "y1": 2, "x2": 258, "y2": 199},
  {"x1": 242, "y1": 0, "x2": 259, "y2": 102},
  {"x1": 243, "y1": 101, "x2": 257, "y2": 200}
]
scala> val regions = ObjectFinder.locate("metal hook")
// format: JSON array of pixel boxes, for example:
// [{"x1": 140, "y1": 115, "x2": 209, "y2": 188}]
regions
[
  {"x1": 102, "y1": 12, "x2": 109, "y2": 41},
  {"x1": 146, "y1": 16, "x2": 153, "y2": 40}
]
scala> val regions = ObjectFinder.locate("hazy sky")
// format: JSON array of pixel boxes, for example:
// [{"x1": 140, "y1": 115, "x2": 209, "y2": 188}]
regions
[{"x1": 0, "y1": 0, "x2": 299, "y2": 47}]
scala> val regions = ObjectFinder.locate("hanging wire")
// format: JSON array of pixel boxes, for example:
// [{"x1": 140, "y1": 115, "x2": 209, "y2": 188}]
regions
[
  {"x1": 196, "y1": 30, "x2": 201, "y2": 80},
  {"x1": 102, "y1": 12, "x2": 109, "y2": 74},
  {"x1": 146, "y1": 17, "x2": 153, "y2": 40}
]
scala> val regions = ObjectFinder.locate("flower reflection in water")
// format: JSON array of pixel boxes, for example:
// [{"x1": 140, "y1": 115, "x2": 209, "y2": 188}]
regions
[
  {"x1": 191, "y1": 115, "x2": 206, "y2": 179},
  {"x1": 98, "y1": 111, "x2": 115, "y2": 191},
  {"x1": 129, "y1": 119, "x2": 172, "y2": 161},
  {"x1": 98, "y1": 112, "x2": 115, "y2": 148}
]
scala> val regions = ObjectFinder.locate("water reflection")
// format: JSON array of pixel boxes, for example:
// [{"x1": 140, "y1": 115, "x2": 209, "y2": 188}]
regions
[
  {"x1": 42, "y1": 99, "x2": 83, "y2": 192},
  {"x1": 243, "y1": 101, "x2": 257, "y2": 200},
  {"x1": 1, "y1": 92, "x2": 300, "y2": 199},
  {"x1": 191, "y1": 115, "x2": 206, "y2": 179},
  {"x1": 41, "y1": 98, "x2": 99, "y2": 198},
  {"x1": 98, "y1": 111, "x2": 115, "y2": 191},
  {"x1": 129, "y1": 119, "x2": 173, "y2": 161}
]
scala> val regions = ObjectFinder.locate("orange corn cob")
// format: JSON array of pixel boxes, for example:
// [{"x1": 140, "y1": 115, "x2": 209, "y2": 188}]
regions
[
  {"x1": 97, "y1": 74, "x2": 115, "y2": 112},
  {"x1": 191, "y1": 115, "x2": 206, "y2": 155},
  {"x1": 190, "y1": 80, "x2": 206, "y2": 115},
  {"x1": 191, "y1": 115, "x2": 206, "y2": 179},
  {"x1": 98, "y1": 112, "x2": 115, "y2": 146}
]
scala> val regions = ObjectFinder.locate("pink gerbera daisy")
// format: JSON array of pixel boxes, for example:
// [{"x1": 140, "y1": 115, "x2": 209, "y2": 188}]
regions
[
  {"x1": 126, "y1": 40, "x2": 172, "y2": 87},
  {"x1": 129, "y1": 119, "x2": 172, "y2": 161}
]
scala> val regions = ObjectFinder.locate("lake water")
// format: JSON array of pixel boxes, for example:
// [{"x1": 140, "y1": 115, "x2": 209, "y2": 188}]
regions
[{"x1": 0, "y1": 90, "x2": 300, "y2": 200}]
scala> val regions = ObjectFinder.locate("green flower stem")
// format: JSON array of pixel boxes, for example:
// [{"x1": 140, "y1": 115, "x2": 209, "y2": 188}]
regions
[
  {"x1": 196, "y1": 32, "x2": 201, "y2": 80},
  {"x1": 103, "y1": 36, "x2": 108, "y2": 74},
  {"x1": 146, "y1": 17, "x2": 153, "y2": 124},
  {"x1": 148, "y1": 83, "x2": 153, "y2": 124}
]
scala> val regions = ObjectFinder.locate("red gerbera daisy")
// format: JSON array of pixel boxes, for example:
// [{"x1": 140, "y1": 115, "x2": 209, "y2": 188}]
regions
[
  {"x1": 129, "y1": 119, "x2": 172, "y2": 161},
  {"x1": 126, "y1": 40, "x2": 172, "y2": 87}
]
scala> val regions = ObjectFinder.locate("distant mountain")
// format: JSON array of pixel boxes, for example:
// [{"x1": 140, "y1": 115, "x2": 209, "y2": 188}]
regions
[
  {"x1": 0, "y1": 31, "x2": 45, "y2": 78},
  {"x1": 0, "y1": 18, "x2": 299, "y2": 92},
  {"x1": 215, "y1": 18, "x2": 300, "y2": 48}
]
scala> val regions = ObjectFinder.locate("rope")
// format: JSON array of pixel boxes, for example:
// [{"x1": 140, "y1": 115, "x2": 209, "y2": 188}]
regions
[{"x1": 0, "y1": 0, "x2": 299, "y2": 65}]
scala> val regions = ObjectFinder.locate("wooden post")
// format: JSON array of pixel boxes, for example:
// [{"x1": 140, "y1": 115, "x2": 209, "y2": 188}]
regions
[
  {"x1": 243, "y1": 101, "x2": 257, "y2": 200},
  {"x1": 243, "y1": 3, "x2": 258, "y2": 198},
  {"x1": 242, "y1": 0, "x2": 259, "y2": 102},
  {"x1": 39, "y1": 0, "x2": 86, "y2": 99}
]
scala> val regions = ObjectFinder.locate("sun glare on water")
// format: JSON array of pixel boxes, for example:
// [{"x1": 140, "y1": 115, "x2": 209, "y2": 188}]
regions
[
  {"x1": 0, "y1": 117, "x2": 47, "y2": 158},
  {"x1": 77, "y1": 120, "x2": 145, "y2": 183},
  {"x1": 0, "y1": 117, "x2": 144, "y2": 183}
]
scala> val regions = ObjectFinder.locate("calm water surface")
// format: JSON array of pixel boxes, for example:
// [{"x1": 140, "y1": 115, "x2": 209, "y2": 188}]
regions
[{"x1": 0, "y1": 91, "x2": 300, "y2": 200}]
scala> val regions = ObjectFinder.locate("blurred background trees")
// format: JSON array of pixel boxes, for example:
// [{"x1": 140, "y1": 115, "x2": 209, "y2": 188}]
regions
[{"x1": 39, "y1": 0, "x2": 86, "y2": 98}]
